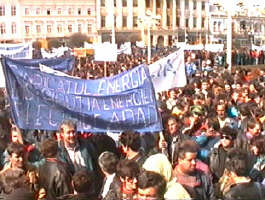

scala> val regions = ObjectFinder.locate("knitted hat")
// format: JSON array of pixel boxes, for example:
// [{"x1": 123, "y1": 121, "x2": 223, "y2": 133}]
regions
[{"x1": 190, "y1": 105, "x2": 204, "y2": 116}]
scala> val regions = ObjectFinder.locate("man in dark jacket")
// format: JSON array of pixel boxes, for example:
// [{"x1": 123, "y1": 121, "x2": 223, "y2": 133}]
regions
[
  {"x1": 160, "y1": 116, "x2": 189, "y2": 165},
  {"x1": 210, "y1": 126, "x2": 237, "y2": 183},
  {"x1": 58, "y1": 119, "x2": 98, "y2": 174},
  {"x1": 218, "y1": 149, "x2": 265, "y2": 200},
  {"x1": 235, "y1": 117, "x2": 261, "y2": 152},
  {"x1": 57, "y1": 169, "x2": 97, "y2": 200},
  {"x1": 57, "y1": 119, "x2": 101, "y2": 195},
  {"x1": 38, "y1": 138, "x2": 73, "y2": 200},
  {"x1": 174, "y1": 140, "x2": 216, "y2": 200},
  {"x1": 119, "y1": 131, "x2": 147, "y2": 167}
]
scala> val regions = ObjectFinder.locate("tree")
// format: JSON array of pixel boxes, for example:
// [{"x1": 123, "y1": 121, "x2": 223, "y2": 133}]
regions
[
  {"x1": 48, "y1": 38, "x2": 61, "y2": 50},
  {"x1": 68, "y1": 33, "x2": 89, "y2": 48},
  {"x1": 32, "y1": 41, "x2": 41, "y2": 49}
]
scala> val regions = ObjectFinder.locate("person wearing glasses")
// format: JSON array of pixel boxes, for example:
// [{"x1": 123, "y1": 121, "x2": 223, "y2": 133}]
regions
[
  {"x1": 103, "y1": 159, "x2": 140, "y2": 200},
  {"x1": 210, "y1": 126, "x2": 237, "y2": 183}
]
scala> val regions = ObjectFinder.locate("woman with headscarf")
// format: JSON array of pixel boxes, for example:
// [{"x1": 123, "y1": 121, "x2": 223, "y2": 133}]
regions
[{"x1": 142, "y1": 153, "x2": 191, "y2": 200}]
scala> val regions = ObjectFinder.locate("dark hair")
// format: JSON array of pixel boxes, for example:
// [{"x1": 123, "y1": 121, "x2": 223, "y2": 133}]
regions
[
  {"x1": 225, "y1": 149, "x2": 248, "y2": 176},
  {"x1": 220, "y1": 126, "x2": 237, "y2": 140},
  {"x1": 120, "y1": 131, "x2": 141, "y2": 152},
  {"x1": 0, "y1": 169, "x2": 30, "y2": 195},
  {"x1": 238, "y1": 103, "x2": 251, "y2": 116},
  {"x1": 98, "y1": 151, "x2": 118, "y2": 174},
  {"x1": 207, "y1": 118, "x2": 220, "y2": 131},
  {"x1": 116, "y1": 159, "x2": 140, "y2": 179},
  {"x1": 72, "y1": 168, "x2": 94, "y2": 193},
  {"x1": 59, "y1": 119, "x2": 77, "y2": 132},
  {"x1": 167, "y1": 115, "x2": 181, "y2": 125},
  {"x1": 177, "y1": 140, "x2": 199, "y2": 160},
  {"x1": 7, "y1": 143, "x2": 25, "y2": 157},
  {"x1": 5, "y1": 188, "x2": 35, "y2": 200},
  {"x1": 40, "y1": 139, "x2": 58, "y2": 158},
  {"x1": 247, "y1": 117, "x2": 260, "y2": 130},
  {"x1": 138, "y1": 170, "x2": 166, "y2": 198},
  {"x1": 250, "y1": 136, "x2": 265, "y2": 155}
]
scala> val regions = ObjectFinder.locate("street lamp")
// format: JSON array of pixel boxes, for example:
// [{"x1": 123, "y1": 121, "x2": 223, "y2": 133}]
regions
[
  {"x1": 138, "y1": 10, "x2": 160, "y2": 64},
  {"x1": 110, "y1": 1, "x2": 115, "y2": 44},
  {"x1": 213, "y1": 1, "x2": 237, "y2": 72},
  {"x1": 227, "y1": 7, "x2": 232, "y2": 72}
]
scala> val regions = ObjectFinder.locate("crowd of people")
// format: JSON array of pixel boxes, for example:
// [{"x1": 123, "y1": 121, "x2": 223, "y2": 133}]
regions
[{"x1": 0, "y1": 44, "x2": 265, "y2": 200}]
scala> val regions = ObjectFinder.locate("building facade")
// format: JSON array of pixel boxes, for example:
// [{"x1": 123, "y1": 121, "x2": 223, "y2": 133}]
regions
[
  {"x1": 0, "y1": 0, "x2": 21, "y2": 42},
  {"x1": 0, "y1": 0, "x2": 97, "y2": 43},
  {"x1": 96, "y1": 0, "x2": 210, "y2": 46},
  {"x1": 1, "y1": 0, "x2": 264, "y2": 48},
  {"x1": 209, "y1": 0, "x2": 265, "y2": 47}
]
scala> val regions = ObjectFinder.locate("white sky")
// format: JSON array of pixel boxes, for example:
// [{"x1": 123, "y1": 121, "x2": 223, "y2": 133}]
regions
[{"x1": 210, "y1": 0, "x2": 265, "y2": 8}]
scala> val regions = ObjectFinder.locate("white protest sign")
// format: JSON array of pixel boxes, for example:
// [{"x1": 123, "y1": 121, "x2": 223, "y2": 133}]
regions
[
  {"x1": 118, "y1": 42, "x2": 132, "y2": 55},
  {"x1": 149, "y1": 48, "x2": 187, "y2": 92},
  {"x1": 205, "y1": 44, "x2": 224, "y2": 52},
  {"x1": 94, "y1": 43, "x2": 117, "y2": 62}
]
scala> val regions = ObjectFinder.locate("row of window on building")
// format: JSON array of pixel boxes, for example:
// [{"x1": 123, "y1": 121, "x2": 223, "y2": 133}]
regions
[
  {"x1": 24, "y1": 7, "x2": 92, "y2": 16},
  {"x1": 0, "y1": 5, "x2": 92, "y2": 17},
  {"x1": 26, "y1": 23, "x2": 92, "y2": 35},
  {"x1": 0, "y1": 5, "x2": 16, "y2": 16},
  {"x1": 100, "y1": 0, "x2": 206, "y2": 10},
  {"x1": 0, "y1": 23, "x2": 93, "y2": 35},
  {"x1": 0, "y1": 23, "x2": 16, "y2": 34},
  {"x1": 100, "y1": 15, "x2": 206, "y2": 29}
]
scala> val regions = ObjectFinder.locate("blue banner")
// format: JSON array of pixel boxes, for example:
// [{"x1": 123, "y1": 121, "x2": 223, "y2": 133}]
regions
[
  {"x1": 4, "y1": 56, "x2": 75, "y2": 72},
  {"x1": 0, "y1": 43, "x2": 32, "y2": 59},
  {"x1": 2, "y1": 58, "x2": 162, "y2": 133}
]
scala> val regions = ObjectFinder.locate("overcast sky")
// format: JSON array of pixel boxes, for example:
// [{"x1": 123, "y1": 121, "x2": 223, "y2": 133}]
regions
[{"x1": 210, "y1": 0, "x2": 265, "y2": 8}]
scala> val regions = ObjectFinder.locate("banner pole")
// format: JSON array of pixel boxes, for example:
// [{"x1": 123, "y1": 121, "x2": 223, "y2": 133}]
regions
[{"x1": 104, "y1": 61, "x2": 107, "y2": 77}]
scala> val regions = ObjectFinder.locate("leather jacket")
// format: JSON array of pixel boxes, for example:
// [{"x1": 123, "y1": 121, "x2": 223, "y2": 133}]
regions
[
  {"x1": 224, "y1": 182, "x2": 265, "y2": 200},
  {"x1": 38, "y1": 159, "x2": 73, "y2": 200},
  {"x1": 58, "y1": 138, "x2": 103, "y2": 196},
  {"x1": 58, "y1": 139, "x2": 98, "y2": 174},
  {"x1": 210, "y1": 145, "x2": 230, "y2": 181},
  {"x1": 180, "y1": 169, "x2": 216, "y2": 200}
]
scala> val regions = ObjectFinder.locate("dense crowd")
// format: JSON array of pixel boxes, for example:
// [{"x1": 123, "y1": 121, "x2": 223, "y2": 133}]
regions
[{"x1": 0, "y1": 45, "x2": 265, "y2": 200}]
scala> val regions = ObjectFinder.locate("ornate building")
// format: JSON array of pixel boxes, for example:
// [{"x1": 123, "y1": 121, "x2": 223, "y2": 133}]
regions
[
  {"x1": 0, "y1": 0, "x2": 210, "y2": 46},
  {"x1": 209, "y1": 0, "x2": 265, "y2": 46},
  {"x1": 96, "y1": 0, "x2": 210, "y2": 46},
  {"x1": 0, "y1": 0, "x2": 97, "y2": 43}
]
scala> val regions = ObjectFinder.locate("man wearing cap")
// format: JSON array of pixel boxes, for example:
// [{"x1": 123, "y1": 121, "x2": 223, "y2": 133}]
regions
[
  {"x1": 210, "y1": 126, "x2": 237, "y2": 183},
  {"x1": 182, "y1": 105, "x2": 205, "y2": 137}
]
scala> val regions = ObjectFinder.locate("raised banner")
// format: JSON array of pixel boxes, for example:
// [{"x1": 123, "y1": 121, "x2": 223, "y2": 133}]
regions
[
  {"x1": 4, "y1": 56, "x2": 75, "y2": 72},
  {"x1": 2, "y1": 59, "x2": 162, "y2": 133},
  {"x1": 0, "y1": 56, "x2": 75, "y2": 89},
  {"x1": 0, "y1": 43, "x2": 33, "y2": 59},
  {"x1": 149, "y1": 48, "x2": 187, "y2": 92}
]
